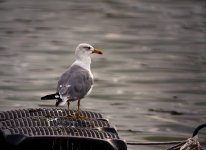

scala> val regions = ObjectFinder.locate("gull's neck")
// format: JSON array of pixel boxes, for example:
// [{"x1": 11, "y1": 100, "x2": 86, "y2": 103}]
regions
[
  {"x1": 72, "y1": 53, "x2": 94, "y2": 78},
  {"x1": 72, "y1": 56, "x2": 91, "y2": 72},
  {"x1": 72, "y1": 57, "x2": 93, "y2": 78}
]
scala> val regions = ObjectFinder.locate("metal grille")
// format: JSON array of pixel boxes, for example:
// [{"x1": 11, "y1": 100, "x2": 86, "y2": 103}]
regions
[
  {"x1": 2, "y1": 126, "x2": 119, "y2": 139},
  {"x1": 0, "y1": 116, "x2": 110, "y2": 129},
  {"x1": 0, "y1": 108, "x2": 127, "y2": 150},
  {"x1": 0, "y1": 108, "x2": 102, "y2": 121}
]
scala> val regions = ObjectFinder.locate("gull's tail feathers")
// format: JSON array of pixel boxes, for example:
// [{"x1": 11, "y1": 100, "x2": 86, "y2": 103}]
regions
[{"x1": 41, "y1": 93, "x2": 60, "y2": 100}]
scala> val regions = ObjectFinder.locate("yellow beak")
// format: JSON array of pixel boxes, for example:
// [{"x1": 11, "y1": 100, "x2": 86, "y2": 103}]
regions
[{"x1": 92, "y1": 48, "x2": 103, "y2": 54}]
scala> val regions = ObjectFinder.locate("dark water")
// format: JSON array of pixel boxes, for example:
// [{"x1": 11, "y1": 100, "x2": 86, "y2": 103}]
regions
[{"x1": 0, "y1": 0, "x2": 206, "y2": 149}]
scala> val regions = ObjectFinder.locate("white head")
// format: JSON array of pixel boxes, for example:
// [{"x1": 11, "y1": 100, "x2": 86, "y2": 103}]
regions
[{"x1": 75, "y1": 43, "x2": 103, "y2": 62}]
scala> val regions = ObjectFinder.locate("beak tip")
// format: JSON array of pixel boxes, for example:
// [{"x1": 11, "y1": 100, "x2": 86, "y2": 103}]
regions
[{"x1": 93, "y1": 49, "x2": 103, "y2": 55}]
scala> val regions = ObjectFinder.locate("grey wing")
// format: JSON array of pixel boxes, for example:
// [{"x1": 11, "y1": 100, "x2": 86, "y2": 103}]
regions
[{"x1": 57, "y1": 66, "x2": 93, "y2": 100}]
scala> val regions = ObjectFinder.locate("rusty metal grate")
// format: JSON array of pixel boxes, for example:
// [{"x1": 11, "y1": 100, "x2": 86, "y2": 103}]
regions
[
  {"x1": 0, "y1": 116, "x2": 110, "y2": 130},
  {"x1": 2, "y1": 126, "x2": 118, "y2": 139},
  {"x1": 0, "y1": 108, "x2": 102, "y2": 121},
  {"x1": 0, "y1": 108, "x2": 127, "y2": 150}
]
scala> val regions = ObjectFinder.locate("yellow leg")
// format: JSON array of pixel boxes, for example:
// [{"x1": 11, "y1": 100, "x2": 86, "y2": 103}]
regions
[
  {"x1": 66, "y1": 101, "x2": 73, "y2": 117},
  {"x1": 75, "y1": 99, "x2": 87, "y2": 120},
  {"x1": 65, "y1": 99, "x2": 87, "y2": 120},
  {"x1": 75, "y1": 99, "x2": 81, "y2": 118},
  {"x1": 67, "y1": 101, "x2": 70, "y2": 109}
]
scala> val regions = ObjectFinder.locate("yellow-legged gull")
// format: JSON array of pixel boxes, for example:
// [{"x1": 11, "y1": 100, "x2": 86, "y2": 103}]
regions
[{"x1": 41, "y1": 43, "x2": 103, "y2": 119}]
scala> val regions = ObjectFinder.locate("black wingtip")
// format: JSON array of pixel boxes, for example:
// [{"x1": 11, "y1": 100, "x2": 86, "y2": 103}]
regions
[
  {"x1": 41, "y1": 96, "x2": 47, "y2": 100},
  {"x1": 41, "y1": 93, "x2": 58, "y2": 100}
]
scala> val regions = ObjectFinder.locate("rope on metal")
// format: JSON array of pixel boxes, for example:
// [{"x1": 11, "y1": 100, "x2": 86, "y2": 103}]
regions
[
  {"x1": 127, "y1": 141, "x2": 185, "y2": 145},
  {"x1": 126, "y1": 123, "x2": 206, "y2": 147}
]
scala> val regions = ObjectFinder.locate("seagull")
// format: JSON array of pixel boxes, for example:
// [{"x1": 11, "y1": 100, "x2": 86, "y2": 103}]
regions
[{"x1": 41, "y1": 43, "x2": 103, "y2": 119}]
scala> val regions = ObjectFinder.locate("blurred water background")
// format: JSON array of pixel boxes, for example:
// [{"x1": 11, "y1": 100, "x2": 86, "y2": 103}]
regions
[{"x1": 0, "y1": 0, "x2": 206, "y2": 149}]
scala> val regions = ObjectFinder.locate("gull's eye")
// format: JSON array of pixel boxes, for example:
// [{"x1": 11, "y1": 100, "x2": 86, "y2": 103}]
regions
[{"x1": 83, "y1": 46, "x2": 91, "y2": 50}]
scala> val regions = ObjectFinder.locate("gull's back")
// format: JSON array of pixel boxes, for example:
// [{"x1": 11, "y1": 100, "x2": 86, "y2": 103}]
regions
[{"x1": 57, "y1": 65, "x2": 93, "y2": 101}]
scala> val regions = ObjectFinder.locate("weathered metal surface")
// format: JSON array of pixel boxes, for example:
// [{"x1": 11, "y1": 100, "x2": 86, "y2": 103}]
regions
[{"x1": 0, "y1": 108, "x2": 127, "y2": 150}]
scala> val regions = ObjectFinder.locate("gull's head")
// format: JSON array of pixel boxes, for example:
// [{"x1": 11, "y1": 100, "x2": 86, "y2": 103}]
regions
[{"x1": 75, "y1": 43, "x2": 103, "y2": 60}]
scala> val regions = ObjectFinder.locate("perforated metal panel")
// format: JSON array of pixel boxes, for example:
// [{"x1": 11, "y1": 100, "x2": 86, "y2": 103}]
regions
[
  {"x1": 0, "y1": 108, "x2": 102, "y2": 121},
  {"x1": 3, "y1": 126, "x2": 118, "y2": 139},
  {"x1": 0, "y1": 108, "x2": 127, "y2": 150},
  {"x1": 0, "y1": 116, "x2": 110, "y2": 129}
]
